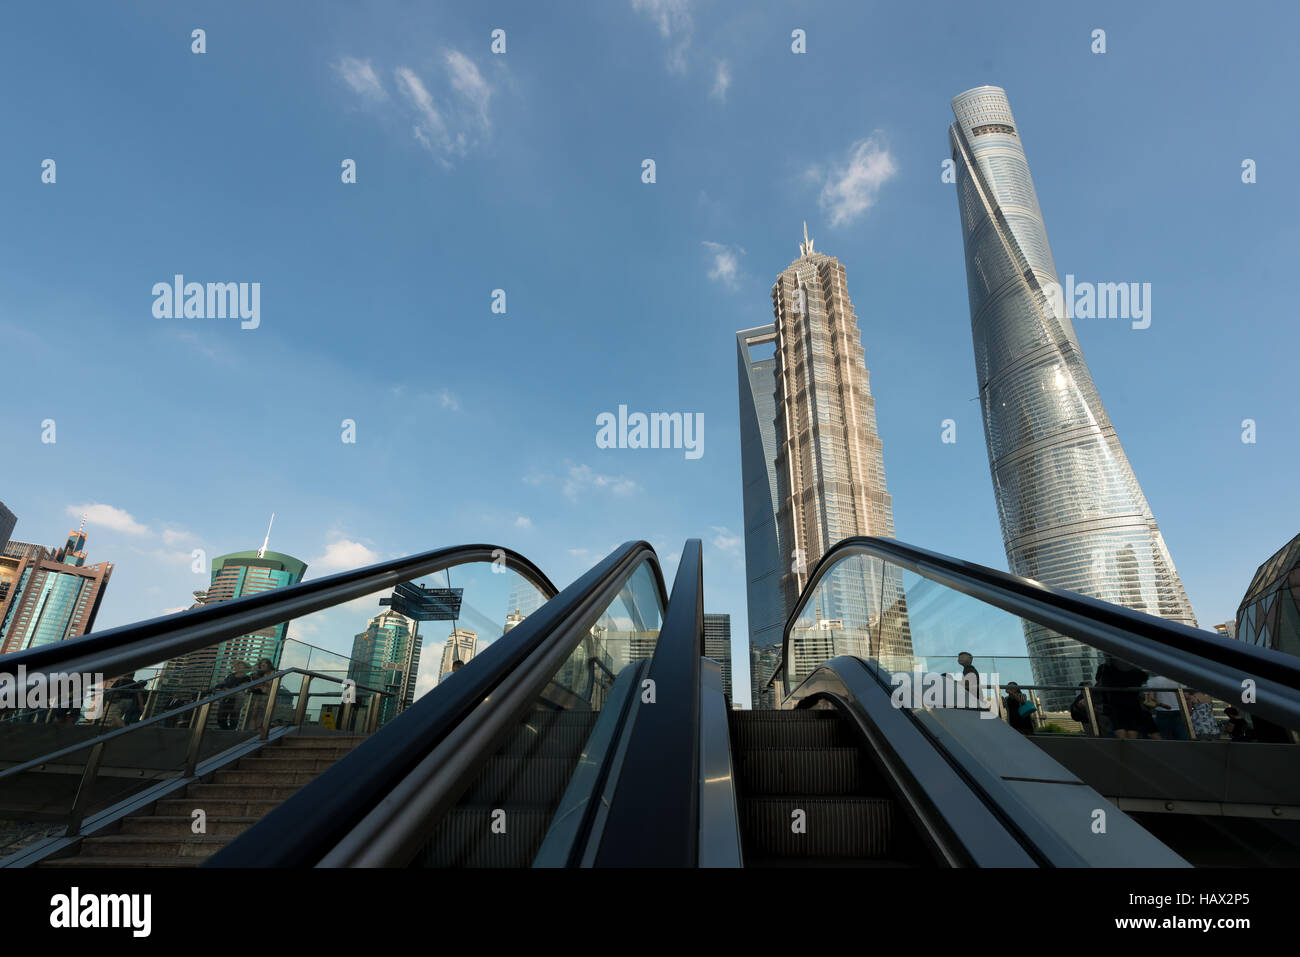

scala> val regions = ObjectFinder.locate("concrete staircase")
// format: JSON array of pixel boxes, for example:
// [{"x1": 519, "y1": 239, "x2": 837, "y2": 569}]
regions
[{"x1": 40, "y1": 733, "x2": 366, "y2": 868}]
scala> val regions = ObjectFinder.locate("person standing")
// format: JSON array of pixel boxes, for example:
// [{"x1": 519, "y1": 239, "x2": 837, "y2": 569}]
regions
[{"x1": 1004, "y1": 682, "x2": 1036, "y2": 735}]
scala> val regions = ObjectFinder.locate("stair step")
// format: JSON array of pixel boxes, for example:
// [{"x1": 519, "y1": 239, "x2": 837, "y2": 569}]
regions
[
  {"x1": 185, "y1": 783, "x2": 304, "y2": 801},
  {"x1": 118, "y1": 816, "x2": 260, "y2": 837},
  {"x1": 734, "y1": 747, "x2": 871, "y2": 796},
  {"x1": 154, "y1": 797, "x2": 283, "y2": 817},
  {"x1": 422, "y1": 808, "x2": 554, "y2": 867},
  {"x1": 739, "y1": 796, "x2": 899, "y2": 860},
  {"x1": 212, "y1": 768, "x2": 324, "y2": 787},
  {"x1": 42, "y1": 855, "x2": 203, "y2": 868},
  {"x1": 274, "y1": 735, "x2": 366, "y2": 749},
  {"x1": 238, "y1": 754, "x2": 351, "y2": 772},
  {"x1": 71, "y1": 835, "x2": 231, "y2": 859}
]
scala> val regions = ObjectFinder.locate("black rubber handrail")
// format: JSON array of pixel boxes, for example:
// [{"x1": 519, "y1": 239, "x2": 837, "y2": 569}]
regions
[
  {"x1": 778, "y1": 537, "x2": 1300, "y2": 729},
  {"x1": 595, "y1": 539, "x2": 703, "y2": 867},
  {"x1": 208, "y1": 541, "x2": 663, "y2": 867},
  {"x1": 0, "y1": 545, "x2": 555, "y2": 686}
]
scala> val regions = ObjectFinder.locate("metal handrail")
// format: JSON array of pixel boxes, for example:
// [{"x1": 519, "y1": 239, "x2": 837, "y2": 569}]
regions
[
  {"x1": 596, "y1": 539, "x2": 703, "y2": 866},
  {"x1": 0, "y1": 544, "x2": 556, "y2": 686},
  {"x1": 0, "y1": 668, "x2": 391, "y2": 780},
  {"x1": 776, "y1": 537, "x2": 1300, "y2": 729},
  {"x1": 209, "y1": 541, "x2": 667, "y2": 867}
]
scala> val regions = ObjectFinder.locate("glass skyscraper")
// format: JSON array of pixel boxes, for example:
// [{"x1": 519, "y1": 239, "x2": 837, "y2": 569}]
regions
[
  {"x1": 349, "y1": 608, "x2": 422, "y2": 725},
  {"x1": 0, "y1": 525, "x2": 113, "y2": 654},
  {"x1": 159, "y1": 548, "x2": 308, "y2": 696},
  {"x1": 738, "y1": 227, "x2": 910, "y2": 703},
  {"x1": 736, "y1": 324, "x2": 787, "y2": 679},
  {"x1": 948, "y1": 86, "x2": 1197, "y2": 704}
]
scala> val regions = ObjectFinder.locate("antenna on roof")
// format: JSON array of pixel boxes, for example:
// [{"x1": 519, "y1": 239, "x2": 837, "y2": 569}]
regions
[{"x1": 257, "y1": 513, "x2": 275, "y2": 559}]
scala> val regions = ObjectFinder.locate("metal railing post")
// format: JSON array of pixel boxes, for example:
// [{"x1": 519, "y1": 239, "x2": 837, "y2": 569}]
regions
[
  {"x1": 1083, "y1": 685, "x2": 1100, "y2": 736},
  {"x1": 65, "y1": 741, "x2": 106, "y2": 836},
  {"x1": 1176, "y1": 688, "x2": 1195, "y2": 740},
  {"x1": 366, "y1": 697, "x2": 381, "y2": 734},
  {"x1": 184, "y1": 701, "x2": 212, "y2": 777},
  {"x1": 294, "y1": 676, "x2": 313, "y2": 727},
  {"x1": 259, "y1": 675, "x2": 282, "y2": 740},
  {"x1": 340, "y1": 699, "x2": 354, "y2": 733}
]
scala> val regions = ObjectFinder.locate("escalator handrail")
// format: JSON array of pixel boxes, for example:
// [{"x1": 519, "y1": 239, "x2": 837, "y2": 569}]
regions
[
  {"x1": 207, "y1": 541, "x2": 665, "y2": 867},
  {"x1": 0, "y1": 545, "x2": 556, "y2": 687},
  {"x1": 780, "y1": 537, "x2": 1300, "y2": 728},
  {"x1": 595, "y1": 539, "x2": 703, "y2": 866}
]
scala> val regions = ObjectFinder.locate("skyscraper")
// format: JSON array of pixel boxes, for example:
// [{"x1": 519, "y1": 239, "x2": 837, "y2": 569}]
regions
[
  {"x1": 439, "y1": 628, "x2": 478, "y2": 680},
  {"x1": 0, "y1": 523, "x2": 113, "y2": 653},
  {"x1": 159, "y1": 542, "x2": 308, "y2": 697},
  {"x1": 948, "y1": 85, "x2": 1197, "y2": 702},
  {"x1": 702, "y1": 613, "x2": 733, "y2": 705},
  {"x1": 349, "y1": 608, "x2": 422, "y2": 725},
  {"x1": 737, "y1": 325, "x2": 787, "y2": 664},
  {"x1": 762, "y1": 226, "x2": 911, "y2": 688},
  {"x1": 0, "y1": 501, "x2": 15, "y2": 550}
]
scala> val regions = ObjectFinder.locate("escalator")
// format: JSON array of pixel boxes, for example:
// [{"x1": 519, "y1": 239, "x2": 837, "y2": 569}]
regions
[
  {"x1": 4, "y1": 533, "x2": 1298, "y2": 868},
  {"x1": 729, "y1": 709, "x2": 930, "y2": 866}
]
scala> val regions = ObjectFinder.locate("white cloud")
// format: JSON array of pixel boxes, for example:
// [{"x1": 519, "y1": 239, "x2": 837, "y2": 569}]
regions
[
  {"x1": 563, "y1": 464, "x2": 641, "y2": 502},
  {"x1": 66, "y1": 503, "x2": 150, "y2": 536},
  {"x1": 311, "y1": 539, "x2": 380, "y2": 572},
  {"x1": 395, "y1": 66, "x2": 448, "y2": 154},
  {"x1": 710, "y1": 60, "x2": 731, "y2": 102},
  {"x1": 439, "y1": 388, "x2": 460, "y2": 411},
  {"x1": 812, "y1": 135, "x2": 898, "y2": 227},
  {"x1": 334, "y1": 56, "x2": 387, "y2": 101},
  {"x1": 711, "y1": 526, "x2": 741, "y2": 554},
  {"x1": 161, "y1": 528, "x2": 193, "y2": 546},
  {"x1": 632, "y1": 0, "x2": 694, "y2": 73},
  {"x1": 444, "y1": 50, "x2": 492, "y2": 128},
  {"x1": 160, "y1": 606, "x2": 190, "y2": 617},
  {"x1": 702, "y1": 241, "x2": 743, "y2": 290},
  {"x1": 515, "y1": 515, "x2": 533, "y2": 529}
]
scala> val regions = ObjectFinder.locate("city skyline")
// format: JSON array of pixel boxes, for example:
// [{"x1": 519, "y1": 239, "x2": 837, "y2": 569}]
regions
[{"x1": 1, "y1": 3, "x2": 1295, "y2": 707}]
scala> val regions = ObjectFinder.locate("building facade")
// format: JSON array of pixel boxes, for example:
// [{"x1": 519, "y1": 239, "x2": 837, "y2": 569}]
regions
[
  {"x1": 0, "y1": 501, "x2": 15, "y2": 550},
  {"x1": 1235, "y1": 533, "x2": 1300, "y2": 658},
  {"x1": 703, "y1": 613, "x2": 733, "y2": 705},
  {"x1": 948, "y1": 85, "x2": 1197, "y2": 704},
  {"x1": 349, "y1": 608, "x2": 422, "y2": 725},
  {"x1": 0, "y1": 526, "x2": 113, "y2": 654},
  {"x1": 159, "y1": 549, "x2": 308, "y2": 697},
  {"x1": 737, "y1": 325, "x2": 788, "y2": 664},
  {"x1": 439, "y1": 628, "x2": 478, "y2": 680}
]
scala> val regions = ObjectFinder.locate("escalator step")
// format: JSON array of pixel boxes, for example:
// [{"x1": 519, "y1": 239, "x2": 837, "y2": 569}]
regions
[
  {"x1": 462, "y1": 756, "x2": 582, "y2": 805},
  {"x1": 728, "y1": 710, "x2": 857, "y2": 749},
  {"x1": 423, "y1": 808, "x2": 553, "y2": 867},
  {"x1": 739, "y1": 796, "x2": 898, "y2": 860},
  {"x1": 500, "y1": 715, "x2": 599, "y2": 756},
  {"x1": 733, "y1": 747, "x2": 871, "y2": 797}
]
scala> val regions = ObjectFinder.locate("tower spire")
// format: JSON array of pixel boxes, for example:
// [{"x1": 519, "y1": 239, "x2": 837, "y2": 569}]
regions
[
  {"x1": 257, "y1": 513, "x2": 275, "y2": 559},
  {"x1": 799, "y1": 220, "x2": 815, "y2": 258}
]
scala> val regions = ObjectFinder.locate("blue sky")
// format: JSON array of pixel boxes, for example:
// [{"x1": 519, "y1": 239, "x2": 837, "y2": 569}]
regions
[{"x1": 1, "y1": 1, "x2": 1296, "y2": 705}]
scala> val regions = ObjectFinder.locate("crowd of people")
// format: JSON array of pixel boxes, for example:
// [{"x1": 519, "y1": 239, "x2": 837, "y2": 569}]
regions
[{"x1": 952, "y1": 653, "x2": 1288, "y2": 742}]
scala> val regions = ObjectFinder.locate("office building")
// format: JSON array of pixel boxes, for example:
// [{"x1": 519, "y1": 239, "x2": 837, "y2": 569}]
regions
[
  {"x1": 703, "y1": 613, "x2": 733, "y2": 705},
  {"x1": 0, "y1": 523, "x2": 113, "y2": 654},
  {"x1": 439, "y1": 628, "x2": 478, "y2": 680},
  {"x1": 349, "y1": 608, "x2": 422, "y2": 724},
  {"x1": 948, "y1": 85, "x2": 1197, "y2": 704}
]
